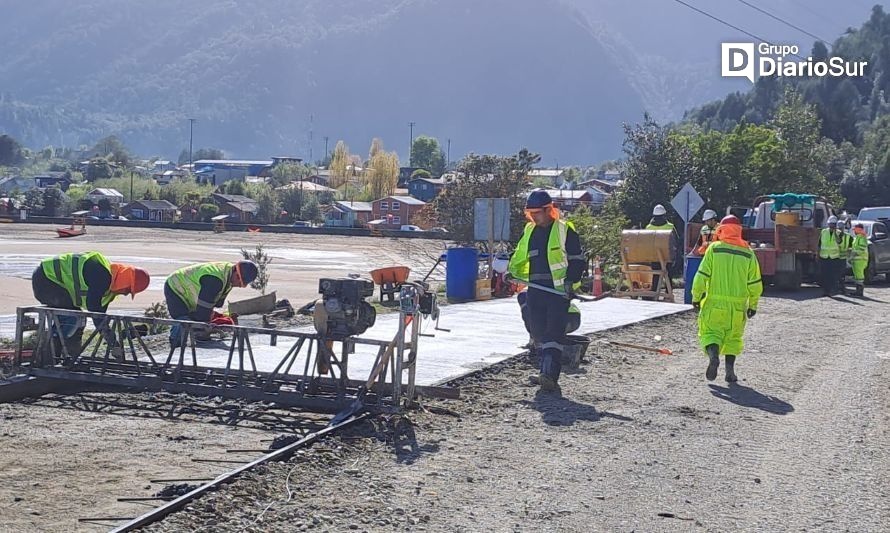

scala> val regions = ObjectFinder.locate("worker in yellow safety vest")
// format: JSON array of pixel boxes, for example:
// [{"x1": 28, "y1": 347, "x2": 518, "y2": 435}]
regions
[
  {"x1": 164, "y1": 261, "x2": 258, "y2": 347},
  {"x1": 836, "y1": 223, "x2": 854, "y2": 295},
  {"x1": 691, "y1": 215, "x2": 762, "y2": 383},
  {"x1": 508, "y1": 189, "x2": 586, "y2": 394},
  {"x1": 850, "y1": 223, "x2": 869, "y2": 297},
  {"x1": 645, "y1": 204, "x2": 678, "y2": 296},
  {"x1": 695, "y1": 209, "x2": 720, "y2": 255},
  {"x1": 819, "y1": 216, "x2": 842, "y2": 296},
  {"x1": 31, "y1": 252, "x2": 150, "y2": 356}
]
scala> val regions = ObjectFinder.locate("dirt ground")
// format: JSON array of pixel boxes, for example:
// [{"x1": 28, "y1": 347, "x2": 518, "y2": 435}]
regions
[
  {"x1": 0, "y1": 223, "x2": 446, "y2": 317},
  {"x1": 120, "y1": 285, "x2": 889, "y2": 533}
]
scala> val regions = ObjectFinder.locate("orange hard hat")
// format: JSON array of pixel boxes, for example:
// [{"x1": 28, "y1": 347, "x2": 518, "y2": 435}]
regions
[{"x1": 133, "y1": 267, "x2": 150, "y2": 295}]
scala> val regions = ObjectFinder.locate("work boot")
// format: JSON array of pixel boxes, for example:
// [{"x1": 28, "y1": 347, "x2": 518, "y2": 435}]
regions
[
  {"x1": 855, "y1": 284, "x2": 864, "y2": 297},
  {"x1": 538, "y1": 373, "x2": 560, "y2": 394},
  {"x1": 705, "y1": 344, "x2": 720, "y2": 381},
  {"x1": 725, "y1": 355, "x2": 738, "y2": 383}
]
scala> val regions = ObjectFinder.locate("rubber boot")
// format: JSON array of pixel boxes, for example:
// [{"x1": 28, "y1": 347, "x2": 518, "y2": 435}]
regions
[
  {"x1": 705, "y1": 344, "x2": 720, "y2": 381},
  {"x1": 725, "y1": 355, "x2": 738, "y2": 383},
  {"x1": 855, "y1": 283, "x2": 864, "y2": 298}
]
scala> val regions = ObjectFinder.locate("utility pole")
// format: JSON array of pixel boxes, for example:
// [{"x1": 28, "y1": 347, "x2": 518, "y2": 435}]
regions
[
  {"x1": 298, "y1": 168, "x2": 304, "y2": 220},
  {"x1": 408, "y1": 121, "x2": 416, "y2": 166},
  {"x1": 323, "y1": 136, "x2": 329, "y2": 165},
  {"x1": 188, "y1": 118, "x2": 197, "y2": 171},
  {"x1": 308, "y1": 114, "x2": 314, "y2": 164},
  {"x1": 129, "y1": 169, "x2": 134, "y2": 203},
  {"x1": 447, "y1": 138, "x2": 451, "y2": 167}
]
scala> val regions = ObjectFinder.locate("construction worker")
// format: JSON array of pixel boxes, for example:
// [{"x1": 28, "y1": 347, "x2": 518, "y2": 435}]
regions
[
  {"x1": 819, "y1": 215, "x2": 842, "y2": 296},
  {"x1": 646, "y1": 204, "x2": 677, "y2": 297},
  {"x1": 508, "y1": 189, "x2": 585, "y2": 393},
  {"x1": 164, "y1": 261, "x2": 258, "y2": 348},
  {"x1": 695, "y1": 209, "x2": 720, "y2": 255},
  {"x1": 837, "y1": 223, "x2": 854, "y2": 295},
  {"x1": 31, "y1": 252, "x2": 150, "y2": 356},
  {"x1": 850, "y1": 223, "x2": 869, "y2": 297},
  {"x1": 691, "y1": 215, "x2": 762, "y2": 383}
]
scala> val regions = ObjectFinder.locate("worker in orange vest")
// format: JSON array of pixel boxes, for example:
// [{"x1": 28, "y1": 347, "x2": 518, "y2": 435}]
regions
[{"x1": 695, "y1": 209, "x2": 720, "y2": 255}]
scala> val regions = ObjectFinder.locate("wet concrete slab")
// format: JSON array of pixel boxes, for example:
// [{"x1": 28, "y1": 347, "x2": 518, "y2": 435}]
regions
[{"x1": 188, "y1": 297, "x2": 692, "y2": 387}]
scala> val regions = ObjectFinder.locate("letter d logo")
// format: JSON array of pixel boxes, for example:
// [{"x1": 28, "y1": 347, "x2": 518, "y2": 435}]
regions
[{"x1": 721, "y1": 43, "x2": 755, "y2": 83}]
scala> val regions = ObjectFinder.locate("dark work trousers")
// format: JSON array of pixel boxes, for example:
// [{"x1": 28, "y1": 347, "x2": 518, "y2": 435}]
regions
[
  {"x1": 165, "y1": 283, "x2": 196, "y2": 347},
  {"x1": 819, "y1": 258, "x2": 843, "y2": 295},
  {"x1": 526, "y1": 287, "x2": 570, "y2": 382},
  {"x1": 31, "y1": 266, "x2": 84, "y2": 357}
]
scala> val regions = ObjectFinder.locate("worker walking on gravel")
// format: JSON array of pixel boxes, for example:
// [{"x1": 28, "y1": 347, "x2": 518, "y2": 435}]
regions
[
  {"x1": 819, "y1": 216, "x2": 842, "y2": 296},
  {"x1": 691, "y1": 215, "x2": 762, "y2": 383},
  {"x1": 850, "y1": 223, "x2": 869, "y2": 297},
  {"x1": 508, "y1": 189, "x2": 585, "y2": 393},
  {"x1": 694, "y1": 209, "x2": 720, "y2": 255},
  {"x1": 31, "y1": 252, "x2": 150, "y2": 356},
  {"x1": 164, "y1": 261, "x2": 258, "y2": 348}
]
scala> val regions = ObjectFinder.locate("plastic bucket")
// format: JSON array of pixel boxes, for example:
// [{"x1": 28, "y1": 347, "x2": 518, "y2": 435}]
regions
[
  {"x1": 446, "y1": 247, "x2": 479, "y2": 301},
  {"x1": 684, "y1": 254, "x2": 703, "y2": 304},
  {"x1": 561, "y1": 334, "x2": 591, "y2": 369}
]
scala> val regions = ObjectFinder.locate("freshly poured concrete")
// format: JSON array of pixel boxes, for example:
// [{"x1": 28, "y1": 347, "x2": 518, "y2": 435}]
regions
[{"x1": 189, "y1": 297, "x2": 691, "y2": 386}]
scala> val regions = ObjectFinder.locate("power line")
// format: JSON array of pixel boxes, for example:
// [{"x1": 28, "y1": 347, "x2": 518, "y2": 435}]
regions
[
  {"x1": 670, "y1": 0, "x2": 804, "y2": 60},
  {"x1": 736, "y1": 0, "x2": 830, "y2": 46}
]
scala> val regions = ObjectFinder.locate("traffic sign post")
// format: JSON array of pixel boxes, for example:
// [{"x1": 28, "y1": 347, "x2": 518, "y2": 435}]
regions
[{"x1": 671, "y1": 182, "x2": 704, "y2": 275}]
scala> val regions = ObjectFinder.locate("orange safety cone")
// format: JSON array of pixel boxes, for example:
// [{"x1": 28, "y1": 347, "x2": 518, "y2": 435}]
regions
[{"x1": 593, "y1": 256, "x2": 604, "y2": 297}]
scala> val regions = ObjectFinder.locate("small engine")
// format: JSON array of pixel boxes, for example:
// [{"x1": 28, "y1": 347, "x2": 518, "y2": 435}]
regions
[{"x1": 315, "y1": 278, "x2": 376, "y2": 339}]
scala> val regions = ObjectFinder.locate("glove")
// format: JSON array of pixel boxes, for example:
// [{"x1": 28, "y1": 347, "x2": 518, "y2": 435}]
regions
[
  {"x1": 692, "y1": 301, "x2": 700, "y2": 310},
  {"x1": 565, "y1": 288, "x2": 576, "y2": 301},
  {"x1": 747, "y1": 308, "x2": 757, "y2": 318}
]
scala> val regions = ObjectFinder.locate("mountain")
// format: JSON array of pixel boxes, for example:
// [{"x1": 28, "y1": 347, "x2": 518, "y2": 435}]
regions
[{"x1": 0, "y1": 0, "x2": 878, "y2": 163}]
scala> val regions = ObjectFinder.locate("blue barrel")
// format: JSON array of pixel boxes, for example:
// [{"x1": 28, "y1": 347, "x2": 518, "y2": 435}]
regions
[
  {"x1": 446, "y1": 247, "x2": 479, "y2": 301},
  {"x1": 684, "y1": 254, "x2": 703, "y2": 304}
]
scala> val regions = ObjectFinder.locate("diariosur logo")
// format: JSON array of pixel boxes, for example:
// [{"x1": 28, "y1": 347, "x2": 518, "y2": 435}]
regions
[{"x1": 721, "y1": 42, "x2": 867, "y2": 83}]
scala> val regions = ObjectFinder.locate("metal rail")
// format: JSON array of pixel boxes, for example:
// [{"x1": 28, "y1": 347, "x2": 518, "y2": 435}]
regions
[{"x1": 107, "y1": 413, "x2": 369, "y2": 532}]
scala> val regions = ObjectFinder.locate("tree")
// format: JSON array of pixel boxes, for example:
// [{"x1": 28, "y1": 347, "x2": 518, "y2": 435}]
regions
[
  {"x1": 198, "y1": 203, "x2": 219, "y2": 221},
  {"x1": 85, "y1": 158, "x2": 113, "y2": 182},
  {"x1": 367, "y1": 147, "x2": 400, "y2": 200},
  {"x1": 270, "y1": 161, "x2": 306, "y2": 188},
  {"x1": 0, "y1": 134, "x2": 24, "y2": 166},
  {"x1": 92, "y1": 135, "x2": 130, "y2": 167},
  {"x1": 302, "y1": 194, "x2": 322, "y2": 223},
  {"x1": 240, "y1": 245, "x2": 272, "y2": 294},
  {"x1": 568, "y1": 199, "x2": 628, "y2": 282},
  {"x1": 410, "y1": 135, "x2": 446, "y2": 177},
  {"x1": 427, "y1": 150, "x2": 540, "y2": 242},
  {"x1": 43, "y1": 187, "x2": 68, "y2": 216},
  {"x1": 368, "y1": 137, "x2": 384, "y2": 162},
  {"x1": 179, "y1": 147, "x2": 225, "y2": 164},
  {"x1": 245, "y1": 183, "x2": 280, "y2": 223},
  {"x1": 224, "y1": 180, "x2": 246, "y2": 195},
  {"x1": 329, "y1": 141, "x2": 350, "y2": 189},
  {"x1": 22, "y1": 188, "x2": 45, "y2": 214}
]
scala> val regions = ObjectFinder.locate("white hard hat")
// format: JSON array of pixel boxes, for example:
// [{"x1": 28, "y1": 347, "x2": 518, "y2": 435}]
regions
[
  {"x1": 702, "y1": 209, "x2": 717, "y2": 221},
  {"x1": 827, "y1": 215, "x2": 838, "y2": 224},
  {"x1": 652, "y1": 204, "x2": 667, "y2": 216}
]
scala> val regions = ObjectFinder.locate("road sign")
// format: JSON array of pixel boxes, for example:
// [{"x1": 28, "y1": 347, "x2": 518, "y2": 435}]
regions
[
  {"x1": 474, "y1": 198, "x2": 510, "y2": 242},
  {"x1": 671, "y1": 182, "x2": 704, "y2": 223}
]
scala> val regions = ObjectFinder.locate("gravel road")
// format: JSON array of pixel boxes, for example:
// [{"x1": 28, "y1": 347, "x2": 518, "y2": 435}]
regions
[{"x1": 134, "y1": 285, "x2": 890, "y2": 532}]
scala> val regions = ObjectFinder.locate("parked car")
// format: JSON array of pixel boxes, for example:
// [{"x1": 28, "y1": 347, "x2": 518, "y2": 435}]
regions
[
  {"x1": 400, "y1": 225, "x2": 421, "y2": 231},
  {"x1": 292, "y1": 220, "x2": 311, "y2": 227},
  {"x1": 856, "y1": 207, "x2": 890, "y2": 221},
  {"x1": 428, "y1": 227, "x2": 449, "y2": 233},
  {"x1": 848, "y1": 220, "x2": 890, "y2": 283}
]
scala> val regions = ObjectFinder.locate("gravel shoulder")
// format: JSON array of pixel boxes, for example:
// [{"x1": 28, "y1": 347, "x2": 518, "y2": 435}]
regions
[{"x1": 138, "y1": 286, "x2": 890, "y2": 532}]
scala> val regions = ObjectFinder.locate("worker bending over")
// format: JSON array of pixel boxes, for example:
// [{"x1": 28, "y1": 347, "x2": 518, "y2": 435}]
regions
[
  {"x1": 32, "y1": 252, "x2": 150, "y2": 356},
  {"x1": 164, "y1": 261, "x2": 258, "y2": 348}
]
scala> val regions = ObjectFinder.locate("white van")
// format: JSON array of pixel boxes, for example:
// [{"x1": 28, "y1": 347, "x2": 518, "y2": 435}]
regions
[
  {"x1": 857, "y1": 206, "x2": 890, "y2": 221},
  {"x1": 400, "y1": 225, "x2": 421, "y2": 231}
]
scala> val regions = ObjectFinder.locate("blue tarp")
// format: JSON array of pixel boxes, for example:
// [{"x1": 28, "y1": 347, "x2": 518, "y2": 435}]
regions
[{"x1": 766, "y1": 193, "x2": 816, "y2": 212}]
